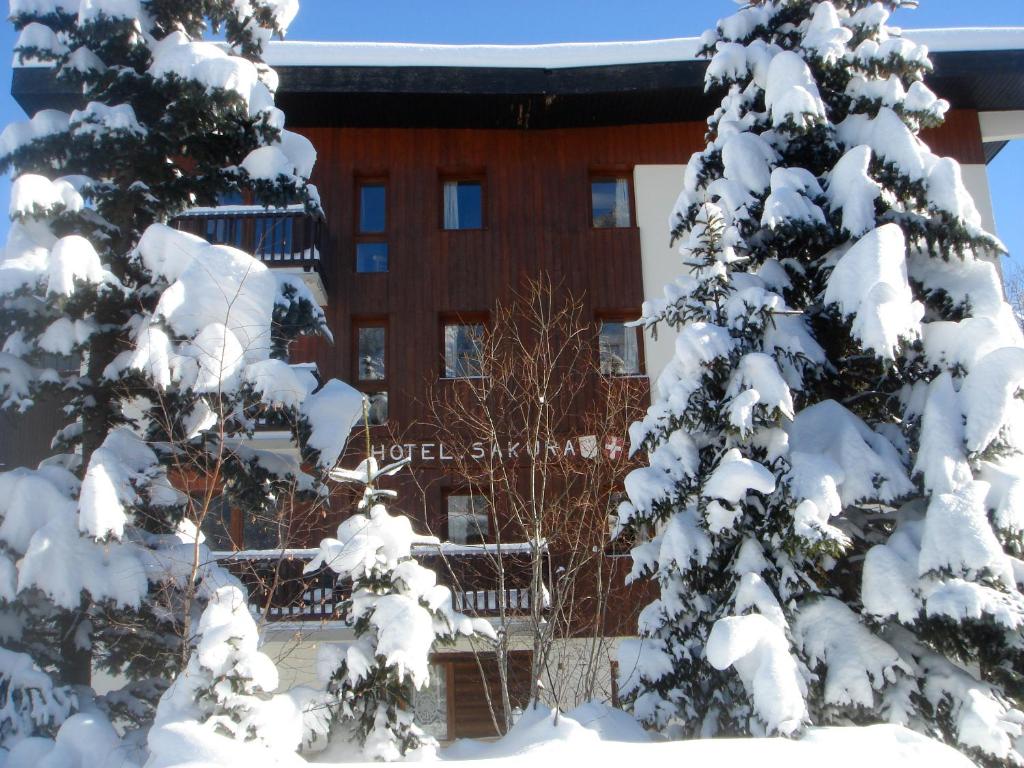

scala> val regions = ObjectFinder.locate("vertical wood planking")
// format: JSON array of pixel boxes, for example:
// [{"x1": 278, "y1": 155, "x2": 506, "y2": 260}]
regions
[{"x1": 296, "y1": 121, "x2": 704, "y2": 440}]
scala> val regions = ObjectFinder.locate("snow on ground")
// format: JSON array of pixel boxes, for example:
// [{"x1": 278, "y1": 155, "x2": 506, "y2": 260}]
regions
[
  {"x1": 440, "y1": 712, "x2": 974, "y2": 768},
  {"x1": 307, "y1": 703, "x2": 975, "y2": 767}
]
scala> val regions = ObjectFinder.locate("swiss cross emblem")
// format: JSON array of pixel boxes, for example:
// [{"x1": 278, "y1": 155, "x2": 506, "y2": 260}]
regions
[{"x1": 604, "y1": 436, "x2": 625, "y2": 460}]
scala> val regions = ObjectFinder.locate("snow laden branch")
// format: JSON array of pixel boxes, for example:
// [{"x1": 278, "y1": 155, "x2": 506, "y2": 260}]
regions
[
  {"x1": 147, "y1": 585, "x2": 306, "y2": 768},
  {"x1": 617, "y1": 2, "x2": 1024, "y2": 765}
]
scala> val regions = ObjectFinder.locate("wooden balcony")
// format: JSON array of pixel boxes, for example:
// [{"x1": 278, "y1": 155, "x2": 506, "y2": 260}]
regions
[
  {"x1": 213, "y1": 543, "x2": 547, "y2": 622},
  {"x1": 172, "y1": 205, "x2": 328, "y2": 304}
]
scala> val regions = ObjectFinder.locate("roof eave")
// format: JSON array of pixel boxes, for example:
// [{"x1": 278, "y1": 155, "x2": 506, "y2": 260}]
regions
[{"x1": 11, "y1": 49, "x2": 1024, "y2": 130}]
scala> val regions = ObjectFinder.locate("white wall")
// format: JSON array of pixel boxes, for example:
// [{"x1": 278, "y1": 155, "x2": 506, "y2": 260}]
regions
[
  {"x1": 633, "y1": 165, "x2": 686, "y2": 387},
  {"x1": 262, "y1": 622, "x2": 354, "y2": 690},
  {"x1": 961, "y1": 163, "x2": 997, "y2": 236},
  {"x1": 969, "y1": 110, "x2": 1024, "y2": 264},
  {"x1": 262, "y1": 622, "x2": 630, "y2": 727}
]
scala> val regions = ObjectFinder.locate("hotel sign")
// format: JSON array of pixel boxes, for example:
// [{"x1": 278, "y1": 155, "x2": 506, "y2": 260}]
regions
[{"x1": 367, "y1": 435, "x2": 626, "y2": 464}]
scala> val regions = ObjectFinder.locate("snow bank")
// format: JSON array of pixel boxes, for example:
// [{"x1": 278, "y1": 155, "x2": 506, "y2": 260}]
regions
[
  {"x1": 437, "y1": 704, "x2": 972, "y2": 768},
  {"x1": 443, "y1": 703, "x2": 649, "y2": 761},
  {"x1": 5, "y1": 712, "x2": 138, "y2": 768}
]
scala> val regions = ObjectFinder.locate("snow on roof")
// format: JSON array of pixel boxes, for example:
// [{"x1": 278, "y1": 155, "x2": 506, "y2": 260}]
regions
[
  {"x1": 261, "y1": 28, "x2": 1024, "y2": 69},
  {"x1": 12, "y1": 27, "x2": 1024, "y2": 71},
  {"x1": 261, "y1": 37, "x2": 705, "y2": 69},
  {"x1": 913, "y1": 27, "x2": 1024, "y2": 54}
]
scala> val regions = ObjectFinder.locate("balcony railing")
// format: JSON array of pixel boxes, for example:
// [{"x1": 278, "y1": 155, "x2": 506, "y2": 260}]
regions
[
  {"x1": 172, "y1": 205, "x2": 328, "y2": 292},
  {"x1": 213, "y1": 543, "x2": 546, "y2": 622}
]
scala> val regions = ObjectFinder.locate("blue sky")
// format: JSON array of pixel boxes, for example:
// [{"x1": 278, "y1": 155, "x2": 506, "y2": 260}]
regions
[{"x1": 1, "y1": 1, "x2": 1023, "y2": 264}]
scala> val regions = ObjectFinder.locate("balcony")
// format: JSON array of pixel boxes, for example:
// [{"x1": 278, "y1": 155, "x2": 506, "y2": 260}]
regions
[
  {"x1": 172, "y1": 205, "x2": 328, "y2": 305},
  {"x1": 213, "y1": 543, "x2": 546, "y2": 622}
]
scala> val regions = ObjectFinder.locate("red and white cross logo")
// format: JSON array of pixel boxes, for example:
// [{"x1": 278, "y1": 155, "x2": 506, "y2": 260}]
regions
[{"x1": 604, "y1": 436, "x2": 625, "y2": 460}]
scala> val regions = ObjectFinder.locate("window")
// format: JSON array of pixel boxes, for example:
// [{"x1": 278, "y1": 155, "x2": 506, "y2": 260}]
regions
[
  {"x1": 217, "y1": 189, "x2": 245, "y2": 206},
  {"x1": 354, "y1": 319, "x2": 388, "y2": 426},
  {"x1": 254, "y1": 215, "x2": 294, "y2": 257},
  {"x1": 446, "y1": 492, "x2": 490, "y2": 544},
  {"x1": 357, "y1": 325, "x2": 386, "y2": 381},
  {"x1": 411, "y1": 663, "x2": 449, "y2": 740},
  {"x1": 356, "y1": 180, "x2": 388, "y2": 272},
  {"x1": 356, "y1": 242, "x2": 389, "y2": 273},
  {"x1": 197, "y1": 494, "x2": 285, "y2": 551},
  {"x1": 243, "y1": 508, "x2": 285, "y2": 550},
  {"x1": 359, "y1": 184, "x2": 386, "y2": 233},
  {"x1": 365, "y1": 391, "x2": 388, "y2": 426},
  {"x1": 203, "y1": 193, "x2": 245, "y2": 248},
  {"x1": 204, "y1": 217, "x2": 243, "y2": 248},
  {"x1": 599, "y1": 319, "x2": 642, "y2": 376},
  {"x1": 443, "y1": 321, "x2": 484, "y2": 378},
  {"x1": 442, "y1": 180, "x2": 483, "y2": 230},
  {"x1": 606, "y1": 491, "x2": 632, "y2": 557},
  {"x1": 591, "y1": 177, "x2": 632, "y2": 228},
  {"x1": 35, "y1": 351, "x2": 81, "y2": 374},
  {"x1": 199, "y1": 495, "x2": 237, "y2": 552}
]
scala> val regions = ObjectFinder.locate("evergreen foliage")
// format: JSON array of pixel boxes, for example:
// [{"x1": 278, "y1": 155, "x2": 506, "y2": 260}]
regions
[
  {"x1": 306, "y1": 457, "x2": 496, "y2": 761},
  {"x1": 618, "y1": 2, "x2": 1024, "y2": 764},
  {"x1": 0, "y1": 0, "x2": 361, "y2": 758}
]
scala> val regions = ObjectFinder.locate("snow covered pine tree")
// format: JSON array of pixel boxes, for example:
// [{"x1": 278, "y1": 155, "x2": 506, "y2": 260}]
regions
[
  {"x1": 306, "y1": 457, "x2": 496, "y2": 761},
  {"x1": 0, "y1": 0, "x2": 364, "y2": 763},
  {"x1": 147, "y1": 585, "x2": 307, "y2": 768},
  {"x1": 617, "y1": 2, "x2": 1024, "y2": 765}
]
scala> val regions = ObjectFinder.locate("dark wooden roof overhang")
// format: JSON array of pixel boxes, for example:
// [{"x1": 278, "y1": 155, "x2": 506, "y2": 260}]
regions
[{"x1": 12, "y1": 48, "x2": 1024, "y2": 130}]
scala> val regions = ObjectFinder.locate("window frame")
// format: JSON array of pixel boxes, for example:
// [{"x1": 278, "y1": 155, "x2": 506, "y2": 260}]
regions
[
  {"x1": 354, "y1": 176, "x2": 389, "y2": 273},
  {"x1": 596, "y1": 313, "x2": 645, "y2": 378},
  {"x1": 362, "y1": 391, "x2": 390, "y2": 428},
  {"x1": 605, "y1": 490, "x2": 633, "y2": 558},
  {"x1": 440, "y1": 313, "x2": 488, "y2": 380},
  {"x1": 442, "y1": 487, "x2": 493, "y2": 545},
  {"x1": 197, "y1": 494, "x2": 242, "y2": 553},
  {"x1": 241, "y1": 506, "x2": 287, "y2": 552},
  {"x1": 354, "y1": 321, "x2": 387, "y2": 384},
  {"x1": 589, "y1": 170, "x2": 636, "y2": 230},
  {"x1": 439, "y1": 173, "x2": 486, "y2": 231},
  {"x1": 195, "y1": 494, "x2": 290, "y2": 553},
  {"x1": 352, "y1": 316, "x2": 390, "y2": 426}
]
